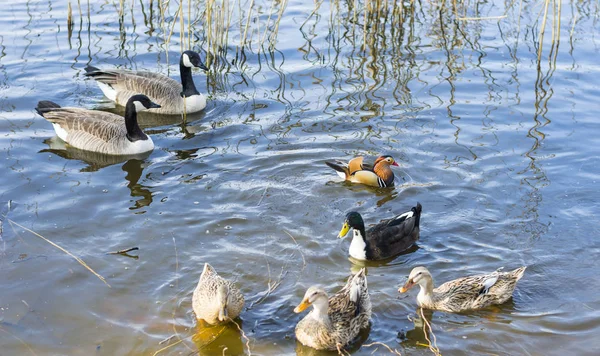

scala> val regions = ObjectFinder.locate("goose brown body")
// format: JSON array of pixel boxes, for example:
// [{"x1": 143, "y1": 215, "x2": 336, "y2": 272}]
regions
[
  {"x1": 400, "y1": 266, "x2": 527, "y2": 312},
  {"x1": 325, "y1": 155, "x2": 399, "y2": 187},
  {"x1": 294, "y1": 268, "x2": 371, "y2": 351},
  {"x1": 192, "y1": 263, "x2": 245, "y2": 325},
  {"x1": 85, "y1": 51, "x2": 208, "y2": 115},
  {"x1": 35, "y1": 95, "x2": 159, "y2": 155}
]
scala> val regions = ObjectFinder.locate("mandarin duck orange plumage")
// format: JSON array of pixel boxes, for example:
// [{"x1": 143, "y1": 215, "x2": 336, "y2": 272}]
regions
[{"x1": 325, "y1": 155, "x2": 399, "y2": 188}]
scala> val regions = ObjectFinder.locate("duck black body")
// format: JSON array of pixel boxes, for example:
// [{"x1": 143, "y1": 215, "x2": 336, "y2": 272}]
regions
[{"x1": 338, "y1": 203, "x2": 422, "y2": 261}]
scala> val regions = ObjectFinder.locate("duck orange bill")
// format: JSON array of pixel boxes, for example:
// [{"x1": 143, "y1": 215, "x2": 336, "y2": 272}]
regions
[
  {"x1": 337, "y1": 222, "x2": 350, "y2": 238},
  {"x1": 294, "y1": 300, "x2": 311, "y2": 313},
  {"x1": 392, "y1": 162, "x2": 399, "y2": 166},
  {"x1": 399, "y1": 279, "x2": 414, "y2": 293}
]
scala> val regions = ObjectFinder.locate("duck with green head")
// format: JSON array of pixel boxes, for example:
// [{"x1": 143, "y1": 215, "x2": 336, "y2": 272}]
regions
[{"x1": 338, "y1": 203, "x2": 422, "y2": 261}]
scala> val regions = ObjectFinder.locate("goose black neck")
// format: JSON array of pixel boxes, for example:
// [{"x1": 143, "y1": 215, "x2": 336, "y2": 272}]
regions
[
  {"x1": 124, "y1": 103, "x2": 148, "y2": 142},
  {"x1": 179, "y1": 62, "x2": 199, "y2": 98}
]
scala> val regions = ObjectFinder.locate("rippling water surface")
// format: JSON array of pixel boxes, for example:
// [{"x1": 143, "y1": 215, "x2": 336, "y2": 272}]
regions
[{"x1": 1, "y1": 1, "x2": 600, "y2": 355}]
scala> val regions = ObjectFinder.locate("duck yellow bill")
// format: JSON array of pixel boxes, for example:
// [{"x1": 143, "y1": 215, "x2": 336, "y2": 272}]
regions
[
  {"x1": 337, "y1": 222, "x2": 350, "y2": 238},
  {"x1": 399, "y1": 279, "x2": 414, "y2": 293},
  {"x1": 294, "y1": 300, "x2": 311, "y2": 313}
]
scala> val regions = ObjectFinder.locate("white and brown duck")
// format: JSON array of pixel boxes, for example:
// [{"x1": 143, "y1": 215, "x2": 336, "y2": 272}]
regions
[{"x1": 325, "y1": 155, "x2": 399, "y2": 188}]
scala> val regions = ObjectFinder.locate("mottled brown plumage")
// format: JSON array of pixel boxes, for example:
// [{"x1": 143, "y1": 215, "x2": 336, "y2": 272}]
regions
[
  {"x1": 294, "y1": 268, "x2": 371, "y2": 351},
  {"x1": 325, "y1": 155, "x2": 399, "y2": 187},
  {"x1": 192, "y1": 263, "x2": 245, "y2": 325},
  {"x1": 400, "y1": 266, "x2": 526, "y2": 312}
]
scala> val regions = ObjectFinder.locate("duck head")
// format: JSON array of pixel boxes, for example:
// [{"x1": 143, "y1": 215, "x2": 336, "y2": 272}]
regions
[
  {"x1": 337, "y1": 211, "x2": 365, "y2": 238},
  {"x1": 399, "y1": 266, "x2": 432, "y2": 293},
  {"x1": 375, "y1": 155, "x2": 400, "y2": 167},
  {"x1": 294, "y1": 286, "x2": 328, "y2": 314}
]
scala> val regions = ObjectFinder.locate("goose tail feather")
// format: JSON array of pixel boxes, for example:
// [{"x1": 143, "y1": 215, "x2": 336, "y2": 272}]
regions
[{"x1": 35, "y1": 101, "x2": 61, "y2": 116}]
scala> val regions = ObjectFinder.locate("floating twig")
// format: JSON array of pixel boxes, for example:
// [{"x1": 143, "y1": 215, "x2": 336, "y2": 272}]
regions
[
  {"x1": 283, "y1": 230, "x2": 306, "y2": 271},
  {"x1": 419, "y1": 308, "x2": 441, "y2": 356},
  {"x1": 231, "y1": 318, "x2": 252, "y2": 355},
  {"x1": 106, "y1": 247, "x2": 139, "y2": 255},
  {"x1": 363, "y1": 341, "x2": 402, "y2": 355},
  {"x1": 8, "y1": 219, "x2": 110, "y2": 288}
]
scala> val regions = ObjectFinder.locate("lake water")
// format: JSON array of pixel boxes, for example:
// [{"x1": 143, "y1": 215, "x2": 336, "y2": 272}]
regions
[{"x1": 1, "y1": 0, "x2": 600, "y2": 355}]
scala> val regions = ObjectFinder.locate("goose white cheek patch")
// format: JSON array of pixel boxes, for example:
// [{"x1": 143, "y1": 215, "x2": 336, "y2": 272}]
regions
[
  {"x1": 133, "y1": 101, "x2": 146, "y2": 112},
  {"x1": 182, "y1": 53, "x2": 193, "y2": 68}
]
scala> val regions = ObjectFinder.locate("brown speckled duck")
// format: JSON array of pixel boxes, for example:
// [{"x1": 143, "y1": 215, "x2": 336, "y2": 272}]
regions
[
  {"x1": 325, "y1": 155, "x2": 399, "y2": 187},
  {"x1": 338, "y1": 203, "x2": 422, "y2": 261},
  {"x1": 294, "y1": 268, "x2": 371, "y2": 351},
  {"x1": 192, "y1": 263, "x2": 245, "y2": 325},
  {"x1": 399, "y1": 266, "x2": 526, "y2": 312}
]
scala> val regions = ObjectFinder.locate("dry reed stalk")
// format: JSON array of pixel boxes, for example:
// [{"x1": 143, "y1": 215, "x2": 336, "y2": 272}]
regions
[
  {"x1": 270, "y1": 0, "x2": 289, "y2": 49},
  {"x1": 537, "y1": 0, "x2": 551, "y2": 63},
  {"x1": 363, "y1": 341, "x2": 402, "y2": 355},
  {"x1": 230, "y1": 319, "x2": 252, "y2": 355},
  {"x1": 7, "y1": 219, "x2": 110, "y2": 287},
  {"x1": 152, "y1": 338, "x2": 184, "y2": 356},
  {"x1": 0, "y1": 326, "x2": 37, "y2": 356},
  {"x1": 241, "y1": 0, "x2": 254, "y2": 47},
  {"x1": 419, "y1": 308, "x2": 441, "y2": 356},
  {"x1": 179, "y1": 0, "x2": 185, "y2": 53},
  {"x1": 67, "y1": 1, "x2": 73, "y2": 27},
  {"x1": 260, "y1": 0, "x2": 277, "y2": 49},
  {"x1": 250, "y1": 259, "x2": 287, "y2": 308},
  {"x1": 363, "y1": 0, "x2": 368, "y2": 51},
  {"x1": 283, "y1": 230, "x2": 306, "y2": 271}
]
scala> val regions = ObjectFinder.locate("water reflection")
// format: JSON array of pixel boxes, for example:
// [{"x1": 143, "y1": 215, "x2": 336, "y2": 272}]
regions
[
  {"x1": 40, "y1": 137, "x2": 154, "y2": 210},
  {"x1": 400, "y1": 308, "x2": 435, "y2": 349},
  {"x1": 294, "y1": 323, "x2": 371, "y2": 356},
  {"x1": 40, "y1": 137, "x2": 151, "y2": 172},
  {"x1": 192, "y1": 320, "x2": 245, "y2": 356}
]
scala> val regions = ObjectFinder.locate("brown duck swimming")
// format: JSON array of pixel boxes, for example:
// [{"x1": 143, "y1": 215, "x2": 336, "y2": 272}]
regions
[
  {"x1": 337, "y1": 203, "x2": 422, "y2": 261},
  {"x1": 399, "y1": 266, "x2": 526, "y2": 312},
  {"x1": 325, "y1": 155, "x2": 399, "y2": 187},
  {"x1": 294, "y1": 268, "x2": 371, "y2": 351},
  {"x1": 192, "y1": 263, "x2": 245, "y2": 325}
]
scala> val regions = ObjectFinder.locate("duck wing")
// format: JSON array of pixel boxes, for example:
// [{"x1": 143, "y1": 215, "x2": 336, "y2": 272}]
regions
[
  {"x1": 328, "y1": 269, "x2": 371, "y2": 345},
  {"x1": 433, "y1": 267, "x2": 526, "y2": 311},
  {"x1": 365, "y1": 203, "x2": 422, "y2": 258}
]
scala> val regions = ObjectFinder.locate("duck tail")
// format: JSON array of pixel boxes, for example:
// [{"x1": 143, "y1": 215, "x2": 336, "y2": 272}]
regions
[
  {"x1": 412, "y1": 202, "x2": 422, "y2": 228},
  {"x1": 349, "y1": 268, "x2": 367, "y2": 316},
  {"x1": 325, "y1": 160, "x2": 350, "y2": 179},
  {"x1": 510, "y1": 266, "x2": 527, "y2": 281},
  {"x1": 35, "y1": 101, "x2": 61, "y2": 116}
]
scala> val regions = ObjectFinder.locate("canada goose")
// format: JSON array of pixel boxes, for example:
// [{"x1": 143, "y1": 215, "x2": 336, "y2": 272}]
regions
[
  {"x1": 84, "y1": 51, "x2": 208, "y2": 115},
  {"x1": 35, "y1": 94, "x2": 160, "y2": 155}
]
